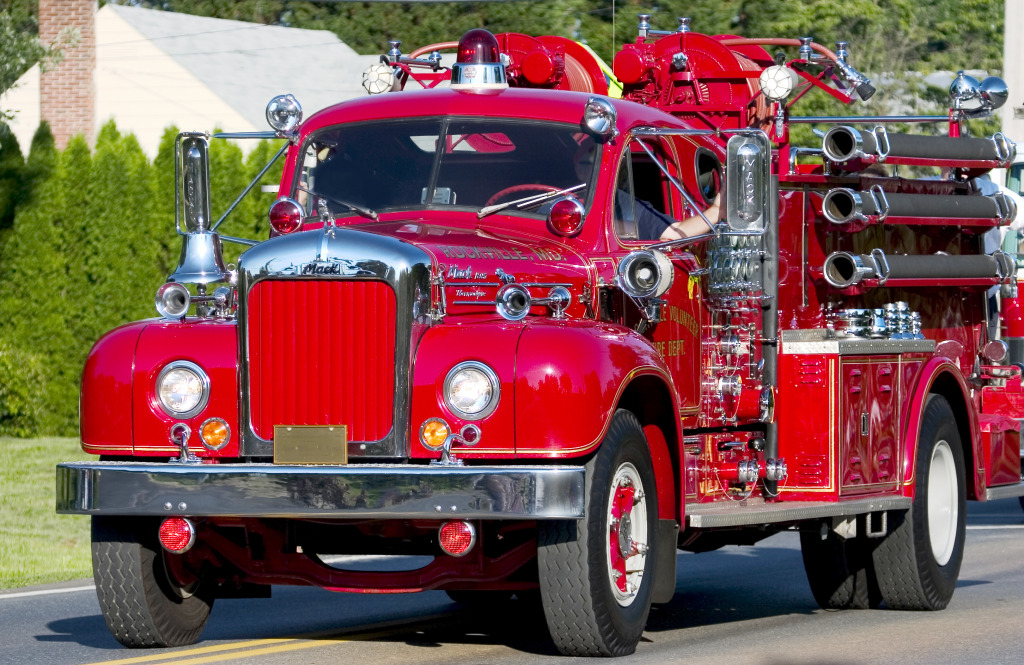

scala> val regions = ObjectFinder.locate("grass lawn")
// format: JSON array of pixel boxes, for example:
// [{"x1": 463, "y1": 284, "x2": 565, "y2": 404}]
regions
[{"x1": 1, "y1": 437, "x2": 92, "y2": 589}]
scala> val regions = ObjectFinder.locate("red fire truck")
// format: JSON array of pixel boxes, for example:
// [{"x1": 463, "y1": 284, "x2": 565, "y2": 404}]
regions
[{"x1": 57, "y1": 15, "x2": 1024, "y2": 657}]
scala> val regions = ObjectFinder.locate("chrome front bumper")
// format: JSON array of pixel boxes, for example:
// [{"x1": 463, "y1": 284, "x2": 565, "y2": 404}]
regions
[{"x1": 56, "y1": 461, "x2": 585, "y2": 520}]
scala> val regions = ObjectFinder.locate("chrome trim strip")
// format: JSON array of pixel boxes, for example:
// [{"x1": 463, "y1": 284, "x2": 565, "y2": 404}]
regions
[
  {"x1": 56, "y1": 462, "x2": 585, "y2": 520},
  {"x1": 687, "y1": 496, "x2": 912, "y2": 528},
  {"x1": 780, "y1": 329, "x2": 935, "y2": 356},
  {"x1": 984, "y1": 481, "x2": 1024, "y2": 501},
  {"x1": 237, "y1": 227, "x2": 433, "y2": 459}
]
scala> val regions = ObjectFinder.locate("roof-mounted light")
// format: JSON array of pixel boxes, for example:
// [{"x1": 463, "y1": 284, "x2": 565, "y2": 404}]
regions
[
  {"x1": 451, "y1": 29, "x2": 508, "y2": 91},
  {"x1": 265, "y1": 94, "x2": 302, "y2": 136}
]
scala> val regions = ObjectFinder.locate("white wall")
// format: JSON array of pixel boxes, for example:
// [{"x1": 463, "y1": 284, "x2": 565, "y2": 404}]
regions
[
  {"x1": 1, "y1": 65, "x2": 41, "y2": 153},
  {"x1": 96, "y1": 6, "x2": 255, "y2": 156},
  {"x1": 1002, "y1": 0, "x2": 1024, "y2": 150}
]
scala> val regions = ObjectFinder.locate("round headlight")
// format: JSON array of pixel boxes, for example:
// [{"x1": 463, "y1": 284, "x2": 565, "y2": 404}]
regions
[
  {"x1": 444, "y1": 361, "x2": 500, "y2": 420},
  {"x1": 156, "y1": 361, "x2": 210, "y2": 418}
]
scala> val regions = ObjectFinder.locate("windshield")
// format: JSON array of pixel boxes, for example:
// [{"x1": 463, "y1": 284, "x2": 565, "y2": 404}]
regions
[{"x1": 296, "y1": 118, "x2": 599, "y2": 218}]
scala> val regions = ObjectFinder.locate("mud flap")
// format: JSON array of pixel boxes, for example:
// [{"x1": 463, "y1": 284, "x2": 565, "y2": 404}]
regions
[{"x1": 652, "y1": 519, "x2": 679, "y2": 603}]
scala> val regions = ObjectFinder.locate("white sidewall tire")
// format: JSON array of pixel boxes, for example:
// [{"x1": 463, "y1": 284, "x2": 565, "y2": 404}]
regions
[{"x1": 538, "y1": 409, "x2": 659, "y2": 657}]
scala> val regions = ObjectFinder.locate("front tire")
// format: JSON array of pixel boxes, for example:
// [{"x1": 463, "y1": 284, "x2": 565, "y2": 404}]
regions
[
  {"x1": 872, "y1": 394, "x2": 966, "y2": 610},
  {"x1": 538, "y1": 410, "x2": 659, "y2": 657},
  {"x1": 92, "y1": 517, "x2": 213, "y2": 648}
]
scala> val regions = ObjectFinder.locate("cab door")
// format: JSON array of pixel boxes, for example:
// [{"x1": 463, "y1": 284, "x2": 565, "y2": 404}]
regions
[{"x1": 606, "y1": 137, "x2": 704, "y2": 416}]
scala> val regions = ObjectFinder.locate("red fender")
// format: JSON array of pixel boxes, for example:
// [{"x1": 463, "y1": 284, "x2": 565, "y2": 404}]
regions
[
  {"x1": 515, "y1": 320, "x2": 681, "y2": 517},
  {"x1": 130, "y1": 320, "x2": 240, "y2": 457},
  {"x1": 409, "y1": 320, "x2": 522, "y2": 459},
  {"x1": 901, "y1": 356, "x2": 981, "y2": 499},
  {"x1": 81, "y1": 321, "x2": 148, "y2": 454}
]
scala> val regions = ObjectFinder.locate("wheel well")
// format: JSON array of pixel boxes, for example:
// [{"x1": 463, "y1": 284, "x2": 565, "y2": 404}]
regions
[
  {"x1": 928, "y1": 372, "x2": 978, "y2": 500},
  {"x1": 617, "y1": 374, "x2": 680, "y2": 521}
]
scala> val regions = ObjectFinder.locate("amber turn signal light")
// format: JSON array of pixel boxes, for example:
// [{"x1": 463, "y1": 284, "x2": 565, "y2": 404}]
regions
[
  {"x1": 199, "y1": 418, "x2": 231, "y2": 450},
  {"x1": 419, "y1": 418, "x2": 450, "y2": 450}
]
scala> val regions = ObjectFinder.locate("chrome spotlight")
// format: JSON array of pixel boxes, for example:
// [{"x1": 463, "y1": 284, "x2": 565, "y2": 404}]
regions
[
  {"x1": 617, "y1": 250, "x2": 673, "y2": 299},
  {"x1": 581, "y1": 97, "x2": 618, "y2": 142},
  {"x1": 266, "y1": 94, "x2": 303, "y2": 136},
  {"x1": 948, "y1": 72, "x2": 1007, "y2": 117},
  {"x1": 156, "y1": 282, "x2": 191, "y2": 319}
]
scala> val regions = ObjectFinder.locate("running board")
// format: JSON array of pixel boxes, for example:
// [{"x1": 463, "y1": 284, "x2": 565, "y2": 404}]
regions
[
  {"x1": 686, "y1": 496, "x2": 912, "y2": 529},
  {"x1": 985, "y1": 481, "x2": 1024, "y2": 501}
]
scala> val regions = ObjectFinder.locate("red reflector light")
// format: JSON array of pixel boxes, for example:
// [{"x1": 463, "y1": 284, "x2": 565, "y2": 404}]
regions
[
  {"x1": 456, "y1": 29, "x2": 500, "y2": 64},
  {"x1": 547, "y1": 197, "x2": 585, "y2": 237},
  {"x1": 439, "y1": 521, "x2": 476, "y2": 557},
  {"x1": 159, "y1": 517, "x2": 196, "y2": 553},
  {"x1": 268, "y1": 197, "x2": 304, "y2": 234}
]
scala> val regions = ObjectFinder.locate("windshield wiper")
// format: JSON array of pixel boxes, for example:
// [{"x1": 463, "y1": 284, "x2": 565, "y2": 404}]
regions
[
  {"x1": 477, "y1": 183, "x2": 586, "y2": 219},
  {"x1": 297, "y1": 186, "x2": 378, "y2": 221}
]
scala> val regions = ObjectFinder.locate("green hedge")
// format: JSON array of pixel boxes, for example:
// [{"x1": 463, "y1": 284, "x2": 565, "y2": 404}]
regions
[{"x1": 0, "y1": 120, "x2": 282, "y2": 437}]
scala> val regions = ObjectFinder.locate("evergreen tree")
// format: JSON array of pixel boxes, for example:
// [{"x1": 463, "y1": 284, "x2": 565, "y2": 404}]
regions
[
  {"x1": 0, "y1": 122, "x2": 24, "y2": 243},
  {"x1": 0, "y1": 120, "x2": 72, "y2": 434},
  {"x1": 153, "y1": 126, "x2": 179, "y2": 277}
]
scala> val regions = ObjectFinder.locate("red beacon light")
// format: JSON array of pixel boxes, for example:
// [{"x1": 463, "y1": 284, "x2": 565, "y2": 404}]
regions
[
  {"x1": 268, "y1": 197, "x2": 305, "y2": 234},
  {"x1": 451, "y1": 29, "x2": 508, "y2": 91}
]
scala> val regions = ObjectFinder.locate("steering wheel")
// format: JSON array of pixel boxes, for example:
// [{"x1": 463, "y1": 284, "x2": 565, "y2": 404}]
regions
[{"x1": 485, "y1": 184, "x2": 562, "y2": 207}]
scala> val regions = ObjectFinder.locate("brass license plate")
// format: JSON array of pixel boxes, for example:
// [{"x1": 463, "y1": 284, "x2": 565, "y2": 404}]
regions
[{"x1": 274, "y1": 425, "x2": 348, "y2": 465}]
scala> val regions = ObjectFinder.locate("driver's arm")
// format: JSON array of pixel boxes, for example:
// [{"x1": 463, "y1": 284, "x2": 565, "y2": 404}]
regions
[{"x1": 658, "y1": 193, "x2": 720, "y2": 240}]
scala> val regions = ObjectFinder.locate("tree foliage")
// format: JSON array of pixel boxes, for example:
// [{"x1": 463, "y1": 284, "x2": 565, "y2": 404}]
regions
[{"x1": 0, "y1": 119, "x2": 282, "y2": 436}]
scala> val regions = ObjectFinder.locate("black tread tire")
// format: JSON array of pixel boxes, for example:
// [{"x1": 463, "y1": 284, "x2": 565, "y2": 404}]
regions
[
  {"x1": 1018, "y1": 495, "x2": 1024, "y2": 512},
  {"x1": 800, "y1": 517, "x2": 879, "y2": 610},
  {"x1": 537, "y1": 410, "x2": 658, "y2": 657},
  {"x1": 92, "y1": 517, "x2": 213, "y2": 648},
  {"x1": 872, "y1": 394, "x2": 966, "y2": 610}
]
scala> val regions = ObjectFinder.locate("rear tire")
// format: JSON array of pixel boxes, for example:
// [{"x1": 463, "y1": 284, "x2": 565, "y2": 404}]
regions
[
  {"x1": 92, "y1": 517, "x2": 213, "y2": 648},
  {"x1": 800, "y1": 517, "x2": 878, "y2": 609},
  {"x1": 538, "y1": 410, "x2": 659, "y2": 657},
  {"x1": 872, "y1": 394, "x2": 966, "y2": 610}
]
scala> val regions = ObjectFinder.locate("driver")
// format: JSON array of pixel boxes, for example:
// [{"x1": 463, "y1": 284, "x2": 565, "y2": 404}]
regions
[{"x1": 574, "y1": 139, "x2": 720, "y2": 241}]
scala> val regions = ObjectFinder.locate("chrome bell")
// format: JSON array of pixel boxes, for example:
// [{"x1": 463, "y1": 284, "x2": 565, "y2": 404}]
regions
[{"x1": 168, "y1": 231, "x2": 229, "y2": 285}]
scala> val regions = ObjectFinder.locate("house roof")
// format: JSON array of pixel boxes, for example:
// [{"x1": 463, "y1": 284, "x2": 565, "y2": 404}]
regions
[
  {"x1": 2, "y1": 4, "x2": 379, "y2": 156},
  {"x1": 105, "y1": 4, "x2": 377, "y2": 132}
]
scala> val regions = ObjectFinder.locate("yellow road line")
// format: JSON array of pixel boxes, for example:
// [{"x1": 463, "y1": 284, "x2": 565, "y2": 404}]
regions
[
  {"x1": 86, "y1": 611, "x2": 458, "y2": 665},
  {"x1": 116, "y1": 639, "x2": 344, "y2": 665},
  {"x1": 85, "y1": 639, "x2": 299, "y2": 665}
]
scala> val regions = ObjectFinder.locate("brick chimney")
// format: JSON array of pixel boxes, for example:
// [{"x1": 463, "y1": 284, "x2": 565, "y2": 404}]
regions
[{"x1": 39, "y1": 0, "x2": 96, "y2": 149}]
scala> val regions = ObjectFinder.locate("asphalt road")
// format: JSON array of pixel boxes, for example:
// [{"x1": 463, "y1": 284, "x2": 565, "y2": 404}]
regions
[{"x1": 2, "y1": 498, "x2": 1022, "y2": 665}]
